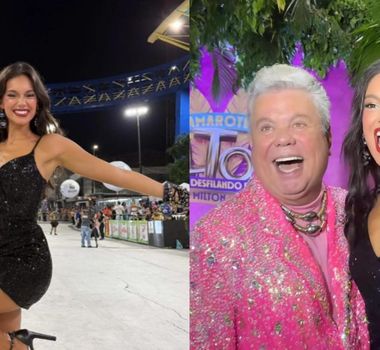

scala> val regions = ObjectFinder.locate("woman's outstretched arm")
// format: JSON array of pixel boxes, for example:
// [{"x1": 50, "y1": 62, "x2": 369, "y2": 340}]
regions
[{"x1": 44, "y1": 134, "x2": 164, "y2": 198}]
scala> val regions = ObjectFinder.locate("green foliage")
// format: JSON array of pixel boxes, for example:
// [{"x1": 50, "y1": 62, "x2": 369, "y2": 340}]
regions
[
  {"x1": 348, "y1": 0, "x2": 380, "y2": 81},
  {"x1": 166, "y1": 134, "x2": 189, "y2": 184},
  {"x1": 191, "y1": 0, "x2": 369, "y2": 87}
]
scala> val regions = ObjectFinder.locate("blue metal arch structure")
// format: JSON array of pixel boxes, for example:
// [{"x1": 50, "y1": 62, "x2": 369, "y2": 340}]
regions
[{"x1": 47, "y1": 56, "x2": 189, "y2": 136}]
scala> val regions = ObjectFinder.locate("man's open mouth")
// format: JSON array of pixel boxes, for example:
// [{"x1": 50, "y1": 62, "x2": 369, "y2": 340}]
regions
[{"x1": 273, "y1": 156, "x2": 304, "y2": 174}]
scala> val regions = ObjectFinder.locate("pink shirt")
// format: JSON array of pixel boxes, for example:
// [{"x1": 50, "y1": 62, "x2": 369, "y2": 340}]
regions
[{"x1": 287, "y1": 188, "x2": 331, "y2": 293}]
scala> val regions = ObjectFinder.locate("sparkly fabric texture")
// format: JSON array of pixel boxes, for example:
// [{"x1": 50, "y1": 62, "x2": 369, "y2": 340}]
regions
[
  {"x1": 0, "y1": 151, "x2": 52, "y2": 309},
  {"x1": 190, "y1": 176, "x2": 369, "y2": 349},
  {"x1": 350, "y1": 229, "x2": 380, "y2": 349}
]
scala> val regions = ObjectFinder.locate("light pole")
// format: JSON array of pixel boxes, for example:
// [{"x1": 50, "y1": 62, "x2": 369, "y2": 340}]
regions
[
  {"x1": 92, "y1": 144, "x2": 99, "y2": 156},
  {"x1": 92, "y1": 144, "x2": 99, "y2": 193},
  {"x1": 124, "y1": 106, "x2": 149, "y2": 173}
]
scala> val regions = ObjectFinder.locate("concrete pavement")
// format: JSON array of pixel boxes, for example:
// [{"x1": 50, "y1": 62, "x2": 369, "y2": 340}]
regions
[{"x1": 22, "y1": 222, "x2": 189, "y2": 350}]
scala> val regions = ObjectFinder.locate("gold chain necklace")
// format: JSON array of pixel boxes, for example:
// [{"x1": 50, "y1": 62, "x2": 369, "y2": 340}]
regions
[{"x1": 280, "y1": 191, "x2": 327, "y2": 236}]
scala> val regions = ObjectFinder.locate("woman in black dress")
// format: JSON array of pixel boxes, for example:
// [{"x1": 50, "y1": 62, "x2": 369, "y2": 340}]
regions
[
  {"x1": 0, "y1": 62, "x2": 181, "y2": 349},
  {"x1": 343, "y1": 60, "x2": 380, "y2": 349}
]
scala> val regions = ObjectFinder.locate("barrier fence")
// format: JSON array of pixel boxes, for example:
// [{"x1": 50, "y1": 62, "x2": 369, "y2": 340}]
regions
[{"x1": 106, "y1": 219, "x2": 189, "y2": 248}]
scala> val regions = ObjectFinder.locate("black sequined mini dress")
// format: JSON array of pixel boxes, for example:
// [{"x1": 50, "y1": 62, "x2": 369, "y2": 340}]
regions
[
  {"x1": 350, "y1": 230, "x2": 380, "y2": 349},
  {"x1": 0, "y1": 139, "x2": 52, "y2": 309}
]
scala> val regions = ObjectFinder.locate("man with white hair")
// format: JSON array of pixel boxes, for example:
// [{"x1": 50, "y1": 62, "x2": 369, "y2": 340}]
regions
[{"x1": 190, "y1": 64, "x2": 369, "y2": 349}]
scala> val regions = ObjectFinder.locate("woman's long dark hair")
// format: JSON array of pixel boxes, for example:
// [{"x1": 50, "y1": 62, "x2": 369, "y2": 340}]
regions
[
  {"x1": 0, "y1": 61, "x2": 62, "y2": 141},
  {"x1": 342, "y1": 60, "x2": 380, "y2": 249}
]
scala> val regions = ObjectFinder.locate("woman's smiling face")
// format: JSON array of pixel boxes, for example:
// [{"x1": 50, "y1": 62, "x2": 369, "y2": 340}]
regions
[
  {"x1": 0, "y1": 74, "x2": 37, "y2": 129},
  {"x1": 362, "y1": 73, "x2": 380, "y2": 165}
]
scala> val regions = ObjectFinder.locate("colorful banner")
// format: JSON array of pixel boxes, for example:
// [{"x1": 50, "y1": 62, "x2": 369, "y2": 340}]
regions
[
  {"x1": 190, "y1": 111, "x2": 252, "y2": 204},
  {"x1": 109, "y1": 220, "x2": 149, "y2": 244}
]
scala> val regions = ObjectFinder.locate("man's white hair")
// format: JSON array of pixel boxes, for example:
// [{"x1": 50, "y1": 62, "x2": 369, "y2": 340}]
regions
[{"x1": 247, "y1": 64, "x2": 330, "y2": 134}]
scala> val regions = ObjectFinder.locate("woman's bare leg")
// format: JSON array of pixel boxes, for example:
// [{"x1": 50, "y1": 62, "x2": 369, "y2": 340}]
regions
[
  {"x1": 0, "y1": 329, "x2": 28, "y2": 350},
  {"x1": 0, "y1": 309, "x2": 21, "y2": 330},
  {"x1": 0, "y1": 292, "x2": 27, "y2": 349},
  {"x1": 0, "y1": 291, "x2": 20, "y2": 314}
]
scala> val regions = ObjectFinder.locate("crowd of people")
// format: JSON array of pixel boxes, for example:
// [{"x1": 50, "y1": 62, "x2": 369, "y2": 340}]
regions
[
  {"x1": 39, "y1": 195, "x2": 189, "y2": 227},
  {"x1": 37, "y1": 196, "x2": 189, "y2": 248},
  {"x1": 101, "y1": 198, "x2": 189, "y2": 221}
]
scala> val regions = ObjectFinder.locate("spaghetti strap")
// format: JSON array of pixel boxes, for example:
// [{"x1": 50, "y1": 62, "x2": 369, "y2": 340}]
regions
[{"x1": 31, "y1": 136, "x2": 43, "y2": 153}]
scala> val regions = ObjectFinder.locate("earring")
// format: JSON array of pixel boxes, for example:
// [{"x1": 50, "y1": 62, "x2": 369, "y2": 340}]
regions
[
  {"x1": 0, "y1": 109, "x2": 7, "y2": 129},
  {"x1": 362, "y1": 135, "x2": 372, "y2": 166},
  {"x1": 34, "y1": 117, "x2": 38, "y2": 128}
]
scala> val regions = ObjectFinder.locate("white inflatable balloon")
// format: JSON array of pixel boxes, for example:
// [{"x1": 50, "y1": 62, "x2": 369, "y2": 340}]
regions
[
  {"x1": 179, "y1": 183, "x2": 189, "y2": 192},
  {"x1": 103, "y1": 161, "x2": 131, "y2": 192},
  {"x1": 60, "y1": 179, "x2": 80, "y2": 198}
]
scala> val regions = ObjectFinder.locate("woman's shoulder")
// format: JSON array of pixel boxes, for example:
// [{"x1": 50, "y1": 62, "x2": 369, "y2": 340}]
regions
[
  {"x1": 40, "y1": 133, "x2": 68, "y2": 145},
  {"x1": 38, "y1": 133, "x2": 72, "y2": 155}
]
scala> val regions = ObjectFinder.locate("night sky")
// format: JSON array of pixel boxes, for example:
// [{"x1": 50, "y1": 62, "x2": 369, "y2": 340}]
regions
[{"x1": 0, "y1": 0, "x2": 187, "y2": 167}]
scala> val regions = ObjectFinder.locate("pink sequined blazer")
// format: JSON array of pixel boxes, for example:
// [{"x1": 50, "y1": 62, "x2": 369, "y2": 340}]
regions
[{"x1": 190, "y1": 177, "x2": 369, "y2": 349}]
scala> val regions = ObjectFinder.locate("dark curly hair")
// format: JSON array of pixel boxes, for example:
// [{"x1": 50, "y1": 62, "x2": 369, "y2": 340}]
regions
[
  {"x1": 0, "y1": 61, "x2": 62, "y2": 141},
  {"x1": 342, "y1": 59, "x2": 380, "y2": 249}
]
